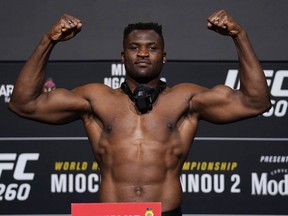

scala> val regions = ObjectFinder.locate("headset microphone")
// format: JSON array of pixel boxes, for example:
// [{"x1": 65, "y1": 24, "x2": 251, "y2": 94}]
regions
[{"x1": 121, "y1": 80, "x2": 166, "y2": 114}]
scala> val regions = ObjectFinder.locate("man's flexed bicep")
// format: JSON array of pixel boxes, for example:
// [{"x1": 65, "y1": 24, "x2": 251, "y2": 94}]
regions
[
  {"x1": 8, "y1": 87, "x2": 91, "y2": 124},
  {"x1": 8, "y1": 13, "x2": 86, "y2": 124},
  {"x1": 192, "y1": 9, "x2": 271, "y2": 124},
  {"x1": 191, "y1": 84, "x2": 268, "y2": 124}
]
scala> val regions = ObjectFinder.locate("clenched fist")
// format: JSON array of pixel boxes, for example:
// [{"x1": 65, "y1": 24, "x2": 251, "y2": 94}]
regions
[
  {"x1": 207, "y1": 10, "x2": 242, "y2": 37},
  {"x1": 48, "y1": 14, "x2": 82, "y2": 42}
]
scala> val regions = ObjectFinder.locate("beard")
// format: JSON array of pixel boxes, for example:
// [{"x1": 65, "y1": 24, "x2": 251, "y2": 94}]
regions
[{"x1": 124, "y1": 62, "x2": 163, "y2": 84}]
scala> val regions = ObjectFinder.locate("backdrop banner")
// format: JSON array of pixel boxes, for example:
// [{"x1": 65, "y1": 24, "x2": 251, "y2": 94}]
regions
[{"x1": 0, "y1": 61, "x2": 287, "y2": 214}]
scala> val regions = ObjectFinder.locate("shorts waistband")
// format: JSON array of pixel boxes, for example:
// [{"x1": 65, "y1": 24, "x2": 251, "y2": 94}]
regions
[{"x1": 162, "y1": 207, "x2": 182, "y2": 216}]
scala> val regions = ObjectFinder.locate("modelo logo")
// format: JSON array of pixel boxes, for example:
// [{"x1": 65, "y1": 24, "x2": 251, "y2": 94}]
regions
[
  {"x1": 225, "y1": 69, "x2": 288, "y2": 117},
  {"x1": 0, "y1": 153, "x2": 39, "y2": 201},
  {"x1": 251, "y1": 173, "x2": 288, "y2": 196}
]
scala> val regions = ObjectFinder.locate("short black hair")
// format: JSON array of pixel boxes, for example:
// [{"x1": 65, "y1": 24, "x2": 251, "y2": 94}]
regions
[{"x1": 123, "y1": 22, "x2": 164, "y2": 48}]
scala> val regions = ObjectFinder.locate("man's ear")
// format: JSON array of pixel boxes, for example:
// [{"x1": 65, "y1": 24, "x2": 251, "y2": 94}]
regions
[
  {"x1": 121, "y1": 51, "x2": 124, "y2": 63},
  {"x1": 163, "y1": 52, "x2": 167, "y2": 63}
]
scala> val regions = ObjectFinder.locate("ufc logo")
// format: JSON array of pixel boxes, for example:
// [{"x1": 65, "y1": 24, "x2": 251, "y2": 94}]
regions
[
  {"x1": 225, "y1": 69, "x2": 288, "y2": 97},
  {"x1": 0, "y1": 153, "x2": 40, "y2": 180}
]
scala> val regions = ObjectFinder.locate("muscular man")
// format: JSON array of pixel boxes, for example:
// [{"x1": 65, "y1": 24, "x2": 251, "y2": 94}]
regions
[{"x1": 8, "y1": 10, "x2": 271, "y2": 215}]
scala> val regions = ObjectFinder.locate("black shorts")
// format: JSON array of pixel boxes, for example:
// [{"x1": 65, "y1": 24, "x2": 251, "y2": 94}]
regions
[{"x1": 162, "y1": 207, "x2": 182, "y2": 216}]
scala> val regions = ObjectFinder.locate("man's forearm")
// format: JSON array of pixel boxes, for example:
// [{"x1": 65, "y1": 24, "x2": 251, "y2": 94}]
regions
[{"x1": 233, "y1": 30, "x2": 270, "y2": 107}]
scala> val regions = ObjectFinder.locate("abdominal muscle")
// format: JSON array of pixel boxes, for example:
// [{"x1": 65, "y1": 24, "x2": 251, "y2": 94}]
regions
[{"x1": 94, "y1": 137, "x2": 184, "y2": 211}]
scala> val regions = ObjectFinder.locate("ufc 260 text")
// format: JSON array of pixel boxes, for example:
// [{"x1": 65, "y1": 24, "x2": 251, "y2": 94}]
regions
[{"x1": 0, "y1": 153, "x2": 39, "y2": 201}]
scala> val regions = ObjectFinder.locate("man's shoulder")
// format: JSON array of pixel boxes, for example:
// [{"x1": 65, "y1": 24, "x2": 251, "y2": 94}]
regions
[
  {"x1": 72, "y1": 83, "x2": 118, "y2": 99},
  {"x1": 76, "y1": 83, "x2": 114, "y2": 92},
  {"x1": 168, "y1": 83, "x2": 206, "y2": 94}
]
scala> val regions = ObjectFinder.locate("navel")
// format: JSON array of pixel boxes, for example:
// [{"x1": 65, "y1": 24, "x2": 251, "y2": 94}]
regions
[{"x1": 134, "y1": 186, "x2": 143, "y2": 196}]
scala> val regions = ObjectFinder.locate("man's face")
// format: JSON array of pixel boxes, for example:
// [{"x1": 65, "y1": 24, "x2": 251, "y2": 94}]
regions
[{"x1": 121, "y1": 30, "x2": 166, "y2": 83}]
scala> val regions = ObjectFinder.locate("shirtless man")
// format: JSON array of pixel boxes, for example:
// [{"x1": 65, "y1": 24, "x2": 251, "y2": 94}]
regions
[{"x1": 8, "y1": 10, "x2": 271, "y2": 216}]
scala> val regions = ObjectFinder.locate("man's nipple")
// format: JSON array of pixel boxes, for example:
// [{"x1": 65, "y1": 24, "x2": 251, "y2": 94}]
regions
[
  {"x1": 167, "y1": 122, "x2": 174, "y2": 130},
  {"x1": 106, "y1": 125, "x2": 112, "y2": 132}
]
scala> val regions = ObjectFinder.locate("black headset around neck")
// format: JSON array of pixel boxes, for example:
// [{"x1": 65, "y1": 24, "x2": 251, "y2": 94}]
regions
[{"x1": 121, "y1": 80, "x2": 166, "y2": 114}]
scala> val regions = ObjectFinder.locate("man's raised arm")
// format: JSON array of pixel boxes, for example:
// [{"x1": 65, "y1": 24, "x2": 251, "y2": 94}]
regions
[
  {"x1": 8, "y1": 14, "x2": 89, "y2": 124},
  {"x1": 192, "y1": 10, "x2": 271, "y2": 123}
]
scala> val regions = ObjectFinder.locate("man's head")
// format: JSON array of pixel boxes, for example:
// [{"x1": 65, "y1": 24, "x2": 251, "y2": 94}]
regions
[
  {"x1": 123, "y1": 22, "x2": 165, "y2": 48},
  {"x1": 121, "y1": 22, "x2": 167, "y2": 84}
]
